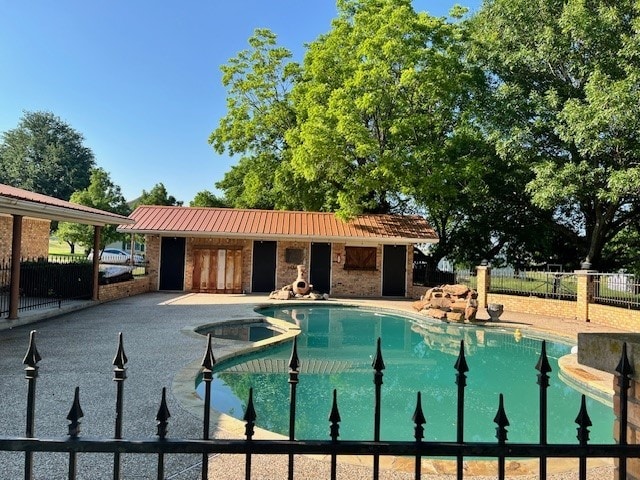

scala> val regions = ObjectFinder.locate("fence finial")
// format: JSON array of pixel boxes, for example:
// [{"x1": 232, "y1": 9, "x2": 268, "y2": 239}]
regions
[
  {"x1": 156, "y1": 387, "x2": 171, "y2": 439},
  {"x1": 67, "y1": 386, "x2": 84, "y2": 438},
  {"x1": 494, "y1": 393, "x2": 510, "y2": 443},
  {"x1": 575, "y1": 395, "x2": 592, "y2": 445},
  {"x1": 201, "y1": 334, "x2": 216, "y2": 370},
  {"x1": 615, "y1": 342, "x2": 633, "y2": 379},
  {"x1": 23, "y1": 330, "x2": 42, "y2": 368},
  {"x1": 244, "y1": 387, "x2": 256, "y2": 440},
  {"x1": 372, "y1": 337, "x2": 385, "y2": 372},
  {"x1": 112, "y1": 332, "x2": 128, "y2": 370},
  {"x1": 412, "y1": 391, "x2": 426, "y2": 442},
  {"x1": 329, "y1": 389, "x2": 341, "y2": 442},
  {"x1": 288, "y1": 335, "x2": 300, "y2": 373}
]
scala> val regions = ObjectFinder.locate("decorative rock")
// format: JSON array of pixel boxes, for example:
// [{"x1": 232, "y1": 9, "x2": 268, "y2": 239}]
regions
[
  {"x1": 447, "y1": 311, "x2": 464, "y2": 323},
  {"x1": 442, "y1": 284, "x2": 470, "y2": 297},
  {"x1": 427, "y1": 308, "x2": 447, "y2": 319}
]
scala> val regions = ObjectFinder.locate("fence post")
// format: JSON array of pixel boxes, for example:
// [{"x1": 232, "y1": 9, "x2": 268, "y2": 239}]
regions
[
  {"x1": 575, "y1": 268, "x2": 596, "y2": 322},
  {"x1": 476, "y1": 263, "x2": 490, "y2": 309}
]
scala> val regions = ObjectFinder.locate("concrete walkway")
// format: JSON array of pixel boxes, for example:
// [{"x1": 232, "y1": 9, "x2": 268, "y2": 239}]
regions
[{"x1": 0, "y1": 293, "x2": 626, "y2": 479}]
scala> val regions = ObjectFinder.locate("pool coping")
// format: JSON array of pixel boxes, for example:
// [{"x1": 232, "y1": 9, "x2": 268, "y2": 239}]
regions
[{"x1": 172, "y1": 300, "x2": 615, "y2": 476}]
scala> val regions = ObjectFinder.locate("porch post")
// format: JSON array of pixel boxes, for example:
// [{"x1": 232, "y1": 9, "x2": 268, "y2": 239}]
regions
[
  {"x1": 92, "y1": 226, "x2": 102, "y2": 301},
  {"x1": 8, "y1": 215, "x2": 23, "y2": 319}
]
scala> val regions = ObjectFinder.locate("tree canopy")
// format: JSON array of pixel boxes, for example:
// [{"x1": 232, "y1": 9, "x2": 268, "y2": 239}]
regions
[
  {"x1": 132, "y1": 183, "x2": 182, "y2": 208},
  {"x1": 57, "y1": 168, "x2": 131, "y2": 252},
  {"x1": 189, "y1": 190, "x2": 228, "y2": 208},
  {"x1": 210, "y1": 0, "x2": 640, "y2": 270},
  {"x1": 0, "y1": 111, "x2": 95, "y2": 200},
  {"x1": 470, "y1": 0, "x2": 640, "y2": 268}
]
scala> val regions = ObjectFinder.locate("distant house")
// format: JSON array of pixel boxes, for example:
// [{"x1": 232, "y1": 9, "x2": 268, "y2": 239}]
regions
[{"x1": 118, "y1": 206, "x2": 438, "y2": 298}]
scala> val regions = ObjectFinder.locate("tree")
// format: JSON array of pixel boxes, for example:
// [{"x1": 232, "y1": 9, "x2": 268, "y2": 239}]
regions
[
  {"x1": 0, "y1": 111, "x2": 95, "y2": 200},
  {"x1": 470, "y1": 0, "x2": 640, "y2": 268},
  {"x1": 57, "y1": 168, "x2": 130, "y2": 252},
  {"x1": 132, "y1": 183, "x2": 182, "y2": 207},
  {"x1": 189, "y1": 190, "x2": 229, "y2": 208}
]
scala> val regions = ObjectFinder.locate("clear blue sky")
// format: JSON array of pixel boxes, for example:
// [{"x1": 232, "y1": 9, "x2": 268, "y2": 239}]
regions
[{"x1": 0, "y1": 1, "x2": 481, "y2": 204}]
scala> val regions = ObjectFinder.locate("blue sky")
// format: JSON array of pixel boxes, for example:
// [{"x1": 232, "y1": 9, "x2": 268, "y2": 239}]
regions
[{"x1": 0, "y1": 1, "x2": 481, "y2": 204}]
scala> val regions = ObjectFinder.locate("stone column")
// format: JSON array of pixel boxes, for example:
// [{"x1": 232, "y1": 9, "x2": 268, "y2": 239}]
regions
[
  {"x1": 575, "y1": 269, "x2": 596, "y2": 322},
  {"x1": 476, "y1": 264, "x2": 490, "y2": 309},
  {"x1": 578, "y1": 333, "x2": 640, "y2": 479}
]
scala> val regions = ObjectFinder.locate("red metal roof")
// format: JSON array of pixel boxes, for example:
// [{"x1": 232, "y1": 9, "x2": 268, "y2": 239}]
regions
[
  {"x1": 0, "y1": 183, "x2": 133, "y2": 225},
  {"x1": 120, "y1": 206, "x2": 438, "y2": 244}
]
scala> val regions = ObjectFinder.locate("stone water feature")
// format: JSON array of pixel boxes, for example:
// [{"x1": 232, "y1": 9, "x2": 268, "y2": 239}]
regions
[{"x1": 412, "y1": 284, "x2": 481, "y2": 322}]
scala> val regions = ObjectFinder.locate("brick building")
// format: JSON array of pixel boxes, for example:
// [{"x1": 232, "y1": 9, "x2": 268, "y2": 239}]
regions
[{"x1": 119, "y1": 206, "x2": 438, "y2": 298}]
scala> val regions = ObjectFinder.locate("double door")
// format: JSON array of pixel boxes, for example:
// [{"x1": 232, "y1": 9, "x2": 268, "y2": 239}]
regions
[{"x1": 192, "y1": 248, "x2": 242, "y2": 293}]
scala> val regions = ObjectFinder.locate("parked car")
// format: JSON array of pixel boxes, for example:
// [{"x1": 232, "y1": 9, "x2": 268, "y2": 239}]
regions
[{"x1": 87, "y1": 248, "x2": 145, "y2": 265}]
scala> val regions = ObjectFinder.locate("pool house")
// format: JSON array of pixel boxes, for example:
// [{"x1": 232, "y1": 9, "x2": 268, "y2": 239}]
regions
[{"x1": 119, "y1": 206, "x2": 438, "y2": 298}]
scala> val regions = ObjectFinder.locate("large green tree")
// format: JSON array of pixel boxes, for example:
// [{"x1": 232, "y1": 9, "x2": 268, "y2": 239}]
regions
[
  {"x1": 132, "y1": 183, "x2": 182, "y2": 207},
  {"x1": 57, "y1": 168, "x2": 130, "y2": 252},
  {"x1": 0, "y1": 111, "x2": 95, "y2": 200},
  {"x1": 189, "y1": 190, "x2": 228, "y2": 207},
  {"x1": 471, "y1": 0, "x2": 640, "y2": 268}
]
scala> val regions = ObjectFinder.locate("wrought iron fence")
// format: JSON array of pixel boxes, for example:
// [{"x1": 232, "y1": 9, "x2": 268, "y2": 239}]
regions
[
  {"x1": 413, "y1": 265, "x2": 476, "y2": 289},
  {"x1": 0, "y1": 330, "x2": 636, "y2": 480},
  {"x1": 0, "y1": 258, "x2": 93, "y2": 316},
  {"x1": 593, "y1": 274, "x2": 640, "y2": 311},
  {"x1": 489, "y1": 270, "x2": 578, "y2": 301}
]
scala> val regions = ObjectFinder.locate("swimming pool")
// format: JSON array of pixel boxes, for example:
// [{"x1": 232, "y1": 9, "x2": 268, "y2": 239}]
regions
[{"x1": 199, "y1": 305, "x2": 614, "y2": 443}]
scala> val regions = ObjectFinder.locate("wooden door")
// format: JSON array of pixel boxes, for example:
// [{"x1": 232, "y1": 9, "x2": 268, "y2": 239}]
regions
[{"x1": 192, "y1": 248, "x2": 242, "y2": 293}]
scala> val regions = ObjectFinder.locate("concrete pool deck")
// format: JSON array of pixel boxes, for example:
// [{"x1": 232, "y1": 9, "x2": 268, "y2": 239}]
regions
[{"x1": 0, "y1": 292, "x2": 627, "y2": 479}]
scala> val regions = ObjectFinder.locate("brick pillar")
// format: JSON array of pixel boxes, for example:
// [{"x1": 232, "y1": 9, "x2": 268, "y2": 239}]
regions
[
  {"x1": 575, "y1": 269, "x2": 596, "y2": 322},
  {"x1": 476, "y1": 265, "x2": 490, "y2": 309}
]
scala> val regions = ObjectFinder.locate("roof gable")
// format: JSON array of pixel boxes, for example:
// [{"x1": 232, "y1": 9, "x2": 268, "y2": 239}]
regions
[{"x1": 119, "y1": 206, "x2": 438, "y2": 244}]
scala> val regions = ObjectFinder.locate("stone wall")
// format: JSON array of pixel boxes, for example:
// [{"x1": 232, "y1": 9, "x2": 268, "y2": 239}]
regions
[
  {"x1": 589, "y1": 304, "x2": 640, "y2": 332},
  {"x1": 0, "y1": 215, "x2": 50, "y2": 260},
  {"x1": 486, "y1": 293, "x2": 577, "y2": 320},
  {"x1": 98, "y1": 276, "x2": 151, "y2": 302}
]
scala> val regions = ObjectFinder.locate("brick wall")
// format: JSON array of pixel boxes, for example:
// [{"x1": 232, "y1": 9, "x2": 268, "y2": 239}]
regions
[
  {"x1": 146, "y1": 235, "x2": 160, "y2": 290},
  {"x1": 331, "y1": 244, "x2": 383, "y2": 297},
  {"x1": 275, "y1": 240, "x2": 310, "y2": 290},
  {"x1": 0, "y1": 216, "x2": 50, "y2": 260},
  {"x1": 589, "y1": 304, "x2": 640, "y2": 332},
  {"x1": 98, "y1": 276, "x2": 151, "y2": 302},
  {"x1": 486, "y1": 293, "x2": 577, "y2": 319}
]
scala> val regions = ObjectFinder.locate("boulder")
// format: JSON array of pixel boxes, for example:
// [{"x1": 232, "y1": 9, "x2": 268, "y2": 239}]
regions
[{"x1": 442, "y1": 284, "x2": 470, "y2": 297}]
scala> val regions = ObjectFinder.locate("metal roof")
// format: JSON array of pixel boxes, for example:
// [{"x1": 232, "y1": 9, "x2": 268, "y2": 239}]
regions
[
  {"x1": 0, "y1": 183, "x2": 134, "y2": 226},
  {"x1": 119, "y1": 206, "x2": 438, "y2": 244}
]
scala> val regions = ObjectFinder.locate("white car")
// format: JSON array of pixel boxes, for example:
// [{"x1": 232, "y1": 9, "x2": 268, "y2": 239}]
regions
[{"x1": 87, "y1": 248, "x2": 145, "y2": 265}]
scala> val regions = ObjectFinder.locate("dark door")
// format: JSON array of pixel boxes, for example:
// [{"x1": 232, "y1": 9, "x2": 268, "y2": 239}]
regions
[
  {"x1": 159, "y1": 237, "x2": 185, "y2": 290},
  {"x1": 382, "y1": 245, "x2": 406, "y2": 296},
  {"x1": 252, "y1": 241, "x2": 277, "y2": 292},
  {"x1": 310, "y1": 243, "x2": 331, "y2": 295}
]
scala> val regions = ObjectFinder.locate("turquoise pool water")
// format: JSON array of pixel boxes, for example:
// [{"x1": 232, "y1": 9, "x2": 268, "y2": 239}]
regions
[{"x1": 199, "y1": 305, "x2": 614, "y2": 443}]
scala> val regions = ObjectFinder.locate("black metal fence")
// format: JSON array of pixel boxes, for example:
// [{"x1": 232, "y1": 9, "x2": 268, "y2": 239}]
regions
[
  {"x1": 413, "y1": 265, "x2": 476, "y2": 288},
  {"x1": 0, "y1": 258, "x2": 93, "y2": 316},
  {"x1": 0, "y1": 330, "x2": 636, "y2": 480},
  {"x1": 594, "y1": 274, "x2": 640, "y2": 310},
  {"x1": 489, "y1": 270, "x2": 578, "y2": 300}
]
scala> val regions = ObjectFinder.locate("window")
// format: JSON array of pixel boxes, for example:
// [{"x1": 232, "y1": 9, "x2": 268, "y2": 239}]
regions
[{"x1": 344, "y1": 246, "x2": 377, "y2": 270}]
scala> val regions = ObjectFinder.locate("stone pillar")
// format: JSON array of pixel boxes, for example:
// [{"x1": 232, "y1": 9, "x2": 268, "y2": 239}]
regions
[
  {"x1": 476, "y1": 264, "x2": 490, "y2": 309},
  {"x1": 575, "y1": 269, "x2": 596, "y2": 322},
  {"x1": 578, "y1": 333, "x2": 640, "y2": 480},
  {"x1": 8, "y1": 215, "x2": 23, "y2": 320}
]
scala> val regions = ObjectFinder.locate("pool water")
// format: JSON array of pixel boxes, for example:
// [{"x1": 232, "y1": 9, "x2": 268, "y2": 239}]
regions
[{"x1": 199, "y1": 305, "x2": 614, "y2": 443}]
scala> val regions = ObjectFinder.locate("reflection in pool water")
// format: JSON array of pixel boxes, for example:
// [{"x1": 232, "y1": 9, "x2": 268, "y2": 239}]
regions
[{"x1": 198, "y1": 305, "x2": 614, "y2": 443}]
